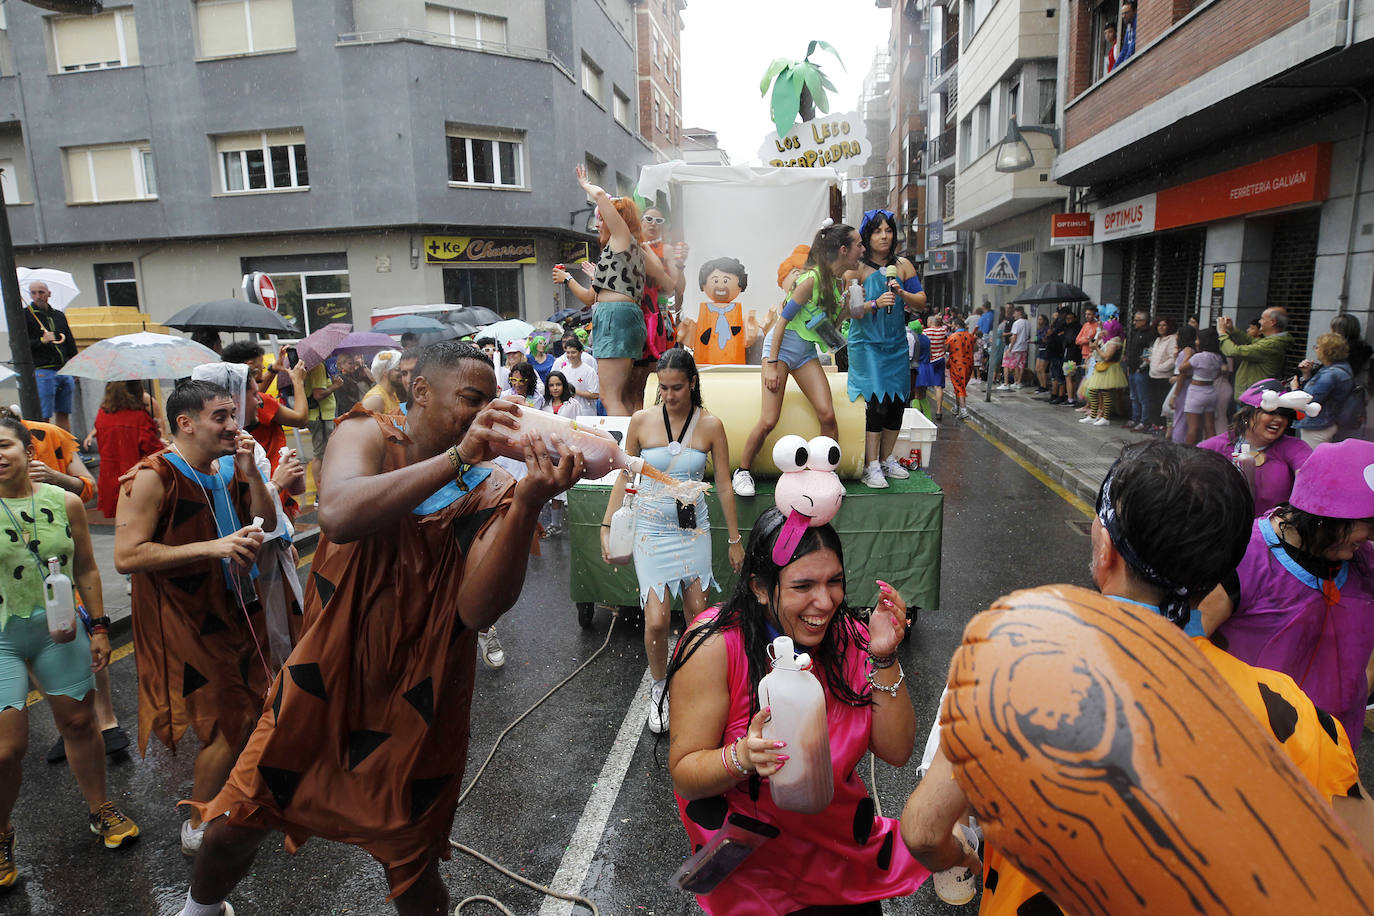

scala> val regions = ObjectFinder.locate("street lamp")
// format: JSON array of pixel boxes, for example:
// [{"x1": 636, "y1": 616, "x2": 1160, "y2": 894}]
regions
[
  {"x1": 569, "y1": 205, "x2": 597, "y2": 233},
  {"x1": 993, "y1": 117, "x2": 1061, "y2": 173}
]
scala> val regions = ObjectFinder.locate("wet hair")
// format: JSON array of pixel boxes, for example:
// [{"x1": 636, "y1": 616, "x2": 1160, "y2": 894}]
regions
[
  {"x1": 859, "y1": 210, "x2": 901, "y2": 267},
  {"x1": 697, "y1": 257, "x2": 748, "y2": 292},
  {"x1": 399, "y1": 347, "x2": 421, "y2": 364},
  {"x1": 221, "y1": 341, "x2": 265, "y2": 364},
  {"x1": 1227, "y1": 403, "x2": 1293, "y2": 445},
  {"x1": 506, "y1": 362, "x2": 537, "y2": 395},
  {"x1": 598, "y1": 196, "x2": 644, "y2": 248},
  {"x1": 545, "y1": 370, "x2": 571, "y2": 405},
  {"x1": 1195, "y1": 328, "x2": 1221, "y2": 354},
  {"x1": 1272, "y1": 505, "x2": 1373, "y2": 564},
  {"x1": 654, "y1": 347, "x2": 704, "y2": 409},
  {"x1": 167, "y1": 379, "x2": 232, "y2": 425},
  {"x1": 102, "y1": 380, "x2": 145, "y2": 413},
  {"x1": 1175, "y1": 323, "x2": 1198, "y2": 352},
  {"x1": 805, "y1": 222, "x2": 858, "y2": 321},
  {"x1": 413, "y1": 340, "x2": 495, "y2": 383},
  {"x1": 0, "y1": 416, "x2": 31, "y2": 451},
  {"x1": 190, "y1": 329, "x2": 221, "y2": 352},
  {"x1": 475, "y1": 336, "x2": 497, "y2": 350},
  {"x1": 665, "y1": 507, "x2": 871, "y2": 710},
  {"x1": 1104, "y1": 441, "x2": 1253, "y2": 622}
]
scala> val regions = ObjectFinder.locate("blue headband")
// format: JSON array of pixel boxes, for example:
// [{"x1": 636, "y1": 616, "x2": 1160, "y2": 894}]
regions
[
  {"x1": 860, "y1": 209, "x2": 895, "y2": 236},
  {"x1": 1095, "y1": 460, "x2": 1192, "y2": 628}
]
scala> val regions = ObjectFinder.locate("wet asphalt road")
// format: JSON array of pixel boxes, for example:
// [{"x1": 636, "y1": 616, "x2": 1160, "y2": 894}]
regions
[{"x1": 9, "y1": 420, "x2": 1106, "y2": 915}]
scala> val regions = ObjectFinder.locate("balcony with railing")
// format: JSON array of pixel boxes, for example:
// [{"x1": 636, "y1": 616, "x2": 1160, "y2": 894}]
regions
[
  {"x1": 943, "y1": 178, "x2": 956, "y2": 221},
  {"x1": 930, "y1": 34, "x2": 958, "y2": 87},
  {"x1": 927, "y1": 126, "x2": 956, "y2": 174}
]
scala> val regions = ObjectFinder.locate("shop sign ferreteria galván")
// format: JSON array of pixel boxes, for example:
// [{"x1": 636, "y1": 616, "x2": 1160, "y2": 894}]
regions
[
  {"x1": 424, "y1": 236, "x2": 537, "y2": 265},
  {"x1": 757, "y1": 110, "x2": 871, "y2": 170}
]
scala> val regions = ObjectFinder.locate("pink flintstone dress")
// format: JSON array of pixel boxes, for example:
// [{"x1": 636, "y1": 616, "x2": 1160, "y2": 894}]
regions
[
  {"x1": 1198, "y1": 433, "x2": 1313, "y2": 517},
  {"x1": 1214, "y1": 514, "x2": 1374, "y2": 748},
  {"x1": 674, "y1": 612, "x2": 930, "y2": 914}
]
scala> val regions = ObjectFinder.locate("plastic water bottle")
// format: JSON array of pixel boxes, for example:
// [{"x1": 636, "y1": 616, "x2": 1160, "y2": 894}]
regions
[
  {"x1": 605, "y1": 484, "x2": 637, "y2": 565},
  {"x1": 758, "y1": 635, "x2": 834, "y2": 814},
  {"x1": 846, "y1": 278, "x2": 866, "y2": 320},
  {"x1": 44, "y1": 557, "x2": 76, "y2": 644},
  {"x1": 1232, "y1": 441, "x2": 1258, "y2": 495}
]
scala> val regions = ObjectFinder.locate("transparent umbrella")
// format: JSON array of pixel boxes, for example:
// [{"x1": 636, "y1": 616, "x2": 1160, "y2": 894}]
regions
[
  {"x1": 295, "y1": 322, "x2": 353, "y2": 370},
  {"x1": 17, "y1": 268, "x2": 81, "y2": 311},
  {"x1": 57, "y1": 332, "x2": 219, "y2": 381}
]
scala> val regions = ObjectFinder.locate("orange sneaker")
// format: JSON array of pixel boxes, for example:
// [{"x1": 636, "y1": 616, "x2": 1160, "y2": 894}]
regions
[{"x1": 0, "y1": 826, "x2": 15, "y2": 887}]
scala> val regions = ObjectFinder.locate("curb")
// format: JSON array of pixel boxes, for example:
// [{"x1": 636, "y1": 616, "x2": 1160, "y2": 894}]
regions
[{"x1": 961, "y1": 399, "x2": 1103, "y2": 506}]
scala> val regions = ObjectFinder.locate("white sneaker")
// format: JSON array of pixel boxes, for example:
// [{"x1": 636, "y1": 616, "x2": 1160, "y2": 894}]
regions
[
  {"x1": 180, "y1": 818, "x2": 206, "y2": 857},
  {"x1": 861, "y1": 462, "x2": 889, "y2": 489},
  {"x1": 179, "y1": 901, "x2": 233, "y2": 916},
  {"x1": 957, "y1": 408, "x2": 970, "y2": 420},
  {"x1": 996, "y1": 384, "x2": 1012, "y2": 391},
  {"x1": 732, "y1": 468, "x2": 755, "y2": 497},
  {"x1": 478, "y1": 629, "x2": 506, "y2": 669},
  {"x1": 881, "y1": 457, "x2": 910, "y2": 479},
  {"x1": 932, "y1": 822, "x2": 980, "y2": 905},
  {"x1": 647, "y1": 682, "x2": 669, "y2": 734},
  {"x1": 1093, "y1": 417, "x2": 1111, "y2": 426},
  {"x1": 1079, "y1": 415, "x2": 1096, "y2": 423}
]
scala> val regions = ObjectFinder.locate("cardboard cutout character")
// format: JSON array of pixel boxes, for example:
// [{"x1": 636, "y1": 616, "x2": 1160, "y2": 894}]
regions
[{"x1": 691, "y1": 257, "x2": 749, "y2": 365}]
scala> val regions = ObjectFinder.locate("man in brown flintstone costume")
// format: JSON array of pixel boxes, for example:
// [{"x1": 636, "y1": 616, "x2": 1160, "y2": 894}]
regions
[{"x1": 176, "y1": 341, "x2": 586, "y2": 916}]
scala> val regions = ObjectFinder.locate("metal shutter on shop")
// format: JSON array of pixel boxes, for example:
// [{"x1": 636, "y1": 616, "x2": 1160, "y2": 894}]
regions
[
  {"x1": 1117, "y1": 229, "x2": 1203, "y2": 326},
  {"x1": 1263, "y1": 209, "x2": 1320, "y2": 378},
  {"x1": 1121, "y1": 237, "x2": 1155, "y2": 316}
]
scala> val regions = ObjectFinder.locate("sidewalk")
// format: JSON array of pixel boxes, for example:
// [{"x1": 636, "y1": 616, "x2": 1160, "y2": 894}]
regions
[{"x1": 957, "y1": 380, "x2": 1135, "y2": 506}]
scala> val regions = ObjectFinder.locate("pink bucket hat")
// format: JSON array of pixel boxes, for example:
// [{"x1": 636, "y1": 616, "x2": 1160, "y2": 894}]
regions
[{"x1": 1289, "y1": 439, "x2": 1374, "y2": 519}]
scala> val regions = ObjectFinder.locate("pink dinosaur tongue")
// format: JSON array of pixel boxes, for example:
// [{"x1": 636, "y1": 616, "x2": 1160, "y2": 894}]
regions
[{"x1": 772, "y1": 509, "x2": 810, "y2": 567}]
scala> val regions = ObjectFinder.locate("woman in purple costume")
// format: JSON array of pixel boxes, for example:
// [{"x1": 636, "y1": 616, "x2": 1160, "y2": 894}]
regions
[
  {"x1": 1201, "y1": 439, "x2": 1374, "y2": 747},
  {"x1": 1199, "y1": 379, "x2": 1313, "y2": 517}
]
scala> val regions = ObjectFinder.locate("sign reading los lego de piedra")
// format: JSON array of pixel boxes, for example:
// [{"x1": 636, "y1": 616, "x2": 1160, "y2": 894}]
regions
[
  {"x1": 757, "y1": 111, "x2": 871, "y2": 169},
  {"x1": 424, "y1": 236, "x2": 537, "y2": 265}
]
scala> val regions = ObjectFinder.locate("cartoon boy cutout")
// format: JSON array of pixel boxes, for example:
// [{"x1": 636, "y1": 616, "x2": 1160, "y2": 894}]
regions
[{"x1": 691, "y1": 257, "x2": 749, "y2": 365}]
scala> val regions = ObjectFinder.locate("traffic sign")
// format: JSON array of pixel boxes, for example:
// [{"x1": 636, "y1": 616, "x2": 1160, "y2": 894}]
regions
[
  {"x1": 243, "y1": 272, "x2": 278, "y2": 311},
  {"x1": 984, "y1": 251, "x2": 1021, "y2": 286}
]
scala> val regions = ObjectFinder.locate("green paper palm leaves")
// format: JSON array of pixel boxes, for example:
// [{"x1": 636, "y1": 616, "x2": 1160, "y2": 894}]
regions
[{"x1": 760, "y1": 40, "x2": 845, "y2": 139}]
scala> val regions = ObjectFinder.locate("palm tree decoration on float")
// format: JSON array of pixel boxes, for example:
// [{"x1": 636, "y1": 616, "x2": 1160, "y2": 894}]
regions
[{"x1": 760, "y1": 41, "x2": 846, "y2": 139}]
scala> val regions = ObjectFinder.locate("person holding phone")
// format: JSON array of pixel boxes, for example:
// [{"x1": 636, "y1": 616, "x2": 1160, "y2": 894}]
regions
[
  {"x1": 600, "y1": 349, "x2": 743, "y2": 735},
  {"x1": 303, "y1": 353, "x2": 343, "y2": 507}
]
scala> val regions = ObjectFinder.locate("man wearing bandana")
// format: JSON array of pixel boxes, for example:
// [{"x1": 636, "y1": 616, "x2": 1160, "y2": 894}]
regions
[
  {"x1": 900, "y1": 441, "x2": 1374, "y2": 915},
  {"x1": 175, "y1": 342, "x2": 584, "y2": 916}
]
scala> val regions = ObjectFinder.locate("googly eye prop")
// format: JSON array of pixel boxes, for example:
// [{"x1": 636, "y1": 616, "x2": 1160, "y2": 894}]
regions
[{"x1": 771, "y1": 435, "x2": 846, "y2": 567}]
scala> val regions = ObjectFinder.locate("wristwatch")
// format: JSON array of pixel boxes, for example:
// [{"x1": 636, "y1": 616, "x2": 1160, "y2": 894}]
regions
[{"x1": 87, "y1": 615, "x2": 112, "y2": 634}]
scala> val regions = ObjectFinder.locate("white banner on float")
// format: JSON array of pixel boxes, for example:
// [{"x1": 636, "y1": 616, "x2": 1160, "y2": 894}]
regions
[{"x1": 638, "y1": 162, "x2": 836, "y2": 364}]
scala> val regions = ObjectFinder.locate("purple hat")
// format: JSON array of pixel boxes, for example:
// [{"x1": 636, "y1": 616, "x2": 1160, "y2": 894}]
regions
[
  {"x1": 1238, "y1": 379, "x2": 1321, "y2": 419},
  {"x1": 1289, "y1": 439, "x2": 1374, "y2": 520}
]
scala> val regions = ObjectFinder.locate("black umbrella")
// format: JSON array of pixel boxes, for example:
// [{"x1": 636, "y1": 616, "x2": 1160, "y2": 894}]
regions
[
  {"x1": 551, "y1": 305, "x2": 593, "y2": 324},
  {"x1": 164, "y1": 299, "x2": 299, "y2": 335},
  {"x1": 447, "y1": 305, "x2": 502, "y2": 327},
  {"x1": 1009, "y1": 281, "x2": 1091, "y2": 305}
]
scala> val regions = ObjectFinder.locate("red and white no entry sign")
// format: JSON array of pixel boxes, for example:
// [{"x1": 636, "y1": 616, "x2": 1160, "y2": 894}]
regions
[{"x1": 254, "y1": 273, "x2": 278, "y2": 311}]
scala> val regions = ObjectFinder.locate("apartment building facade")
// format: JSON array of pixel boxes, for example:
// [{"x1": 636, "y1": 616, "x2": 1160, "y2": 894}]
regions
[
  {"x1": 1056, "y1": 0, "x2": 1374, "y2": 368},
  {"x1": 634, "y1": 0, "x2": 684, "y2": 161},
  {"x1": 0, "y1": 0, "x2": 652, "y2": 340},
  {"x1": 879, "y1": 0, "x2": 928, "y2": 271},
  {"x1": 932, "y1": 0, "x2": 1066, "y2": 315}
]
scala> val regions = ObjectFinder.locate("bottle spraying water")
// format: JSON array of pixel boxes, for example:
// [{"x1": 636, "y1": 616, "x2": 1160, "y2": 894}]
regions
[
  {"x1": 758, "y1": 635, "x2": 834, "y2": 814},
  {"x1": 44, "y1": 557, "x2": 76, "y2": 644}
]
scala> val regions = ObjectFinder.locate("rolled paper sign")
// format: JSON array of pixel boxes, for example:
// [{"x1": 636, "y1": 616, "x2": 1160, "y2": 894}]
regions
[{"x1": 940, "y1": 584, "x2": 1374, "y2": 915}]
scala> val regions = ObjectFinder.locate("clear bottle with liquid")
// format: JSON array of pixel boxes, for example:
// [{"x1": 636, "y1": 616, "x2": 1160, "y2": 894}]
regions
[
  {"x1": 846, "y1": 278, "x2": 867, "y2": 320},
  {"x1": 758, "y1": 635, "x2": 834, "y2": 814},
  {"x1": 1232, "y1": 441, "x2": 1258, "y2": 496},
  {"x1": 490, "y1": 407, "x2": 675, "y2": 486},
  {"x1": 605, "y1": 483, "x2": 637, "y2": 565},
  {"x1": 44, "y1": 557, "x2": 76, "y2": 644}
]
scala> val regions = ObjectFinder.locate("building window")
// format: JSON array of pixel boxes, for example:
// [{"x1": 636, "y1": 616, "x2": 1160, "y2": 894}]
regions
[
  {"x1": 424, "y1": 5, "x2": 507, "y2": 47},
  {"x1": 613, "y1": 88, "x2": 631, "y2": 127},
  {"x1": 959, "y1": 116, "x2": 972, "y2": 167},
  {"x1": 1006, "y1": 81, "x2": 1020, "y2": 124},
  {"x1": 1036, "y1": 77, "x2": 1057, "y2": 125},
  {"x1": 94, "y1": 262, "x2": 139, "y2": 307},
  {"x1": 194, "y1": 0, "x2": 295, "y2": 59},
  {"x1": 976, "y1": 98, "x2": 991, "y2": 156},
  {"x1": 50, "y1": 9, "x2": 139, "y2": 72},
  {"x1": 1092, "y1": 0, "x2": 1121, "y2": 82},
  {"x1": 583, "y1": 155, "x2": 605, "y2": 188},
  {"x1": 443, "y1": 267, "x2": 521, "y2": 318},
  {"x1": 64, "y1": 142, "x2": 156, "y2": 203},
  {"x1": 242, "y1": 253, "x2": 349, "y2": 335},
  {"x1": 216, "y1": 129, "x2": 308, "y2": 193},
  {"x1": 447, "y1": 127, "x2": 524, "y2": 188},
  {"x1": 0, "y1": 160, "x2": 21, "y2": 204},
  {"x1": 581, "y1": 55, "x2": 603, "y2": 103},
  {"x1": 652, "y1": 99, "x2": 660, "y2": 132},
  {"x1": 650, "y1": 34, "x2": 658, "y2": 68}
]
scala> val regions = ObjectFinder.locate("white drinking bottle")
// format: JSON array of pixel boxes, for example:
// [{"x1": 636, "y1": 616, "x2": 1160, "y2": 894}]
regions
[
  {"x1": 847, "y1": 278, "x2": 866, "y2": 320},
  {"x1": 605, "y1": 482, "x2": 637, "y2": 565},
  {"x1": 44, "y1": 557, "x2": 76, "y2": 644},
  {"x1": 758, "y1": 635, "x2": 834, "y2": 814}
]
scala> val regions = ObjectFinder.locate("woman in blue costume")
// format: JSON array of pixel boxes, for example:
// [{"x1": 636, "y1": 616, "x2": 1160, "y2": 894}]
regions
[
  {"x1": 601, "y1": 349, "x2": 744, "y2": 735},
  {"x1": 846, "y1": 210, "x2": 928, "y2": 489}
]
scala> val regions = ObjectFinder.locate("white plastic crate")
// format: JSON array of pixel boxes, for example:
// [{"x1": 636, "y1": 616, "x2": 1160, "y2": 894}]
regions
[{"x1": 895, "y1": 408, "x2": 938, "y2": 469}]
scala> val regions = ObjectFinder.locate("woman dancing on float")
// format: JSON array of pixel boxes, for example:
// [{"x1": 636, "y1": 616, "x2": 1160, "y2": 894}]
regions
[{"x1": 731, "y1": 221, "x2": 862, "y2": 497}]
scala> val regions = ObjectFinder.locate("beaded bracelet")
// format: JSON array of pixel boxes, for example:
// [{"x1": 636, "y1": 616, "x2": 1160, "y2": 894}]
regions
[
  {"x1": 869, "y1": 651, "x2": 898, "y2": 670},
  {"x1": 867, "y1": 664, "x2": 905, "y2": 697},
  {"x1": 722, "y1": 736, "x2": 749, "y2": 779}
]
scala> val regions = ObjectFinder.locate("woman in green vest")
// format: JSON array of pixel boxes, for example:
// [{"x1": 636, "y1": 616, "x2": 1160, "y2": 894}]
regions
[{"x1": 731, "y1": 221, "x2": 862, "y2": 497}]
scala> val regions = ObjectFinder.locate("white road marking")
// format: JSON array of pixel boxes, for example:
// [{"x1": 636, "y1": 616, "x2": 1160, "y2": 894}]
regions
[{"x1": 538, "y1": 666, "x2": 654, "y2": 915}]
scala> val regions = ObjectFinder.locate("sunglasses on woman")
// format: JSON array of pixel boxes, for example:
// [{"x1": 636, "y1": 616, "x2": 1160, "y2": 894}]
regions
[{"x1": 643, "y1": 215, "x2": 666, "y2": 225}]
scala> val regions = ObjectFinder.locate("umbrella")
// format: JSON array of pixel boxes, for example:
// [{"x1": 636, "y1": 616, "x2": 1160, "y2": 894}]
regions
[
  {"x1": 165, "y1": 299, "x2": 299, "y2": 335},
  {"x1": 371, "y1": 315, "x2": 450, "y2": 335},
  {"x1": 57, "y1": 332, "x2": 219, "y2": 381},
  {"x1": 1009, "y1": 281, "x2": 1091, "y2": 305},
  {"x1": 17, "y1": 268, "x2": 81, "y2": 311},
  {"x1": 532, "y1": 320, "x2": 563, "y2": 335},
  {"x1": 334, "y1": 331, "x2": 398, "y2": 357},
  {"x1": 446, "y1": 316, "x2": 483, "y2": 337},
  {"x1": 0, "y1": 366, "x2": 16, "y2": 384},
  {"x1": 295, "y1": 322, "x2": 352, "y2": 370},
  {"x1": 483, "y1": 319, "x2": 536, "y2": 347},
  {"x1": 447, "y1": 305, "x2": 502, "y2": 327}
]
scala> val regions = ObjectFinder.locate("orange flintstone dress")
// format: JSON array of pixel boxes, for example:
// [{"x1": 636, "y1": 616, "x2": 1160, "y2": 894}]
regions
[
  {"x1": 693, "y1": 300, "x2": 747, "y2": 365},
  {"x1": 127, "y1": 453, "x2": 272, "y2": 756},
  {"x1": 193, "y1": 412, "x2": 515, "y2": 898}
]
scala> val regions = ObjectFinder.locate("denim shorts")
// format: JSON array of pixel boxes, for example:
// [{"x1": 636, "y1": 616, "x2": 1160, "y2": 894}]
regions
[
  {"x1": 0, "y1": 610, "x2": 95, "y2": 710},
  {"x1": 591, "y1": 300, "x2": 647, "y2": 360},
  {"x1": 35, "y1": 369, "x2": 74, "y2": 419},
  {"x1": 761, "y1": 327, "x2": 819, "y2": 370}
]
